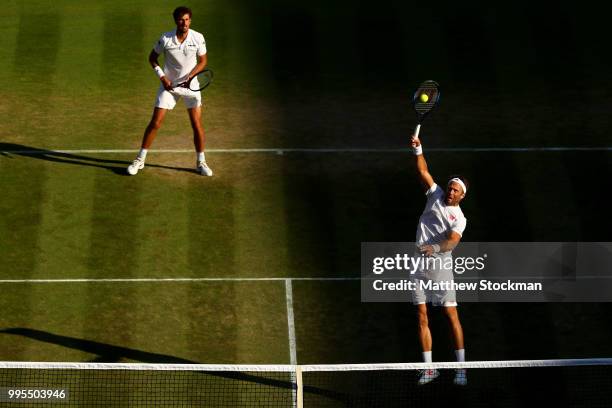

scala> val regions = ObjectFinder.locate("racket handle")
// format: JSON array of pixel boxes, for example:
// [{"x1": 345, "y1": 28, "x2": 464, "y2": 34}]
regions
[{"x1": 414, "y1": 124, "x2": 421, "y2": 139}]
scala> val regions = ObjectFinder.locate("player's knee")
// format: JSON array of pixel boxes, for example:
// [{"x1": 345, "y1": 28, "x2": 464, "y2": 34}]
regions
[
  {"x1": 444, "y1": 308, "x2": 460, "y2": 323},
  {"x1": 147, "y1": 121, "x2": 161, "y2": 131},
  {"x1": 149, "y1": 120, "x2": 163, "y2": 130}
]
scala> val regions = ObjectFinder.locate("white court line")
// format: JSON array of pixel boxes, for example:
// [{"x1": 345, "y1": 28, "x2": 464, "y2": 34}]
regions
[
  {"x1": 285, "y1": 279, "x2": 299, "y2": 407},
  {"x1": 1, "y1": 147, "x2": 611, "y2": 155},
  {"x1": 285, "y1": 279, "x2": 298, "y2": 366},
  {"x1": 1, "y1": 276, "x2": 610, "y2": 284},
  {"x1": 0, "y1": 277, "x2": 361, "y2": 283}
]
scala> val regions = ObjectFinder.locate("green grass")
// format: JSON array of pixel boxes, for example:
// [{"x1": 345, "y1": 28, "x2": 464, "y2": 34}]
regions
[
  {"x1": 0, "y1": 281, "x2": 289, "y2": 363},
  {"x1": 1, "y1": 3, "x2": 612, "y2": 405},
  {"x1": 1, "y1": 150, "x2": 611, "y2": 365}
]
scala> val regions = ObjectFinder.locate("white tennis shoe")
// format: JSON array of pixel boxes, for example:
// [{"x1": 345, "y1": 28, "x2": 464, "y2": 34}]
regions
[
  {"x1": 127, "y1": 158, "x2": 145, "y2": 175},
  {"x1": 197, "y1": 161, "x2": 213, "y2": 176},
  {"x1": 417, "y1": 369, "x2": 440, "y2": 385}
]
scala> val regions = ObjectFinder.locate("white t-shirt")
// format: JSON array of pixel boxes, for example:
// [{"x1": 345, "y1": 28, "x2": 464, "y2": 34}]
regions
[
  {"x1": 416, "y1": 183, "x2": 467, "y2": 247},
  {"x1": 153, "y1": 29, "x2": 207, "y2": 85}
]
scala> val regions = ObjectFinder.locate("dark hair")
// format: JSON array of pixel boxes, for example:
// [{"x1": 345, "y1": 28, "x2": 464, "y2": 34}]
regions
[
  {"x1": 173, "y1": 6, "x2": 192, "y2": 21},
  {"x1": 448, "y1": 175, "x2": 470, "y2": 194}
]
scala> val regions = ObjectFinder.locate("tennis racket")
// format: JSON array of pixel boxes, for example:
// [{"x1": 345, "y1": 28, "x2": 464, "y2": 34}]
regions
[
  {"x1": 178, "y1": 68, "x2": 213, "y2": 91},
  {"x1": 412, "y1": 80, "x2": 440, "y2": 138}
]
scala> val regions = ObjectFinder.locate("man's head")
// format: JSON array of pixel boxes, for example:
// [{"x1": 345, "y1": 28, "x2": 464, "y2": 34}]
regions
[
  {"x1": 173, "y1": 6, "x2": 192, "y2": 34},
  {"x1": 445, "y1": 175, "x2": 469, "y2": 206}
]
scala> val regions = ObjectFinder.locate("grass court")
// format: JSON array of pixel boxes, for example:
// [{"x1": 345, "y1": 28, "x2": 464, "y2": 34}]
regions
[{"x1": 1, "y1": 0, "x2": 611, "y2": 375}]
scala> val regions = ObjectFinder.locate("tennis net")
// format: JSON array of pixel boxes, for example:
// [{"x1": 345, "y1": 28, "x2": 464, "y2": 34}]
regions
[
  {"x1": 300, "y1": 359, "x2": 612, "y2": 408},
  {"x1": 0, "y1": 359, "x2": 611, "y2": 407},
  {"x1": 0, "y1": 363, "x2": 296, "y2": 407}
]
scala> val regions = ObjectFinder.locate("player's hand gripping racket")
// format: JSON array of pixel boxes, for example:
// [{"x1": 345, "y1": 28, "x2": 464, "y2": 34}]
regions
[
  {"x1": 412, "y1": 80, "x2": 441, "y2": 138},
  {"x1": 178, "y1": 68, "x2": 213, "y2": 91}
]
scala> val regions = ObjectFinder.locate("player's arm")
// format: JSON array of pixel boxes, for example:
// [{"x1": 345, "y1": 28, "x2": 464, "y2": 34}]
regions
[
  {"x1": 420, "y1": 231, "x2": 462, "y2": 256},
  {"x1": 149, "y1": 50, "x2": 172, "y2": 91},
  {"x1": 187, "y1": 53, "x2": 208, "y2": 82},
  {"x1": 411, "y1": 135, "x2": 434, "y2": 191}
]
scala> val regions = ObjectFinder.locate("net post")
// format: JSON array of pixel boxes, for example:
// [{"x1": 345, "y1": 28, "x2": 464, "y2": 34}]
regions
[{"x1": 295, "y1": 365, "x2": 303, "y2": 408}]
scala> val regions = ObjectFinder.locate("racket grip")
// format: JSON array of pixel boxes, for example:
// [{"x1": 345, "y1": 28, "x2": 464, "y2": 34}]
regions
[{"x1": 414, "y1": 124, "x2": 421, "y2": 139}]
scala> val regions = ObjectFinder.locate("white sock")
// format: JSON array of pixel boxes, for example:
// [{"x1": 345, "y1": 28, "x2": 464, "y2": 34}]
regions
[
  {"x1": 197, "y1": 151, "x2": 205, "y2": 163},
  {"x1": 422, "y1": 351, "x2": 432, "y2": 363},
  {"x1": 138, "y1": 148, "x2": 148, "y2": 160},
  {"x1": 455, "y1": 349, "x2": 465, "y2": 362}
]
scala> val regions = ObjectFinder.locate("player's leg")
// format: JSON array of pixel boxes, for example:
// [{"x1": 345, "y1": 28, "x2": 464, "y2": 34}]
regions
[
  {"x1": 128, "y1": 108, "x2": 168, "y2": 175},
  {"x1": 128, "y1": 85, "x2": 177, "y2": 176},
  {"x1": 187, "y1": 105, "x2": 212, "y2": 176},
  {"x1": 443, "y1": 305, "x2": 467, "y2": 385},
  {"x1": 443, "y1": 305, "x2": 464, "y2": 350},
  {"x1": 417, "y1": 303, "x2": 432, "y2": 354},
  {"x1": 187, "y1": 105, "x2": 205, "y2": 152},
  {"x1": 142, "y1": 107, "x2": 168, "y2": 149},
  {"x1": 416, "y1": 303, "x2": 439, "y2": 384}
]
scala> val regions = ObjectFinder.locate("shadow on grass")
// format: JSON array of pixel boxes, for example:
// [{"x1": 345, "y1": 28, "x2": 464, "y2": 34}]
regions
[
  {"x1": 0, "y1": 327, "x2": 306, "y2": 398},
  {"x1": 0, "y1": 327, "x2": 196, "y2": 363},
  {"x1": 0, "y1": 143, "x2": 193, "y2": 175}
]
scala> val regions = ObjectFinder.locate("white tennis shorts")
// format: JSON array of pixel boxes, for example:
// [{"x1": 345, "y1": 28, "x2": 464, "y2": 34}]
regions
[
  {"x1": 154, "y1": 85, "x2": 201, "y2": 109},
  {"x1": 410, "y1": 252, "x2": 458, "y2": 307}
]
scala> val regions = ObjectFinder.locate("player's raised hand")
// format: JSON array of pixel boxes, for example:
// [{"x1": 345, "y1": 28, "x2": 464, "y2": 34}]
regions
[{"x1": 411, "y1": 134, "x2": 421, "y2": 148}]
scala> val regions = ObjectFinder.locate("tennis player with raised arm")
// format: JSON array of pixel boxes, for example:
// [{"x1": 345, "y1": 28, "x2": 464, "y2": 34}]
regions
[
  {"x1": 128, "y1": 6, "x2": 212, "y2": 176},
  {"x1": 410, "y1": 133, "x2": 468, "y2": 386}
]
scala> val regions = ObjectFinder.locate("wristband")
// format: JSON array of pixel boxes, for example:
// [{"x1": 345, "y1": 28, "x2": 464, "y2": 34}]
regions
[
  {"x1": 413, "y1": 145, "x2": 423, "y2": 155},
  {"x1": 432, "y1": 244, "x2": 440, "y2": 253},
  {"x1": 154, "y1": 66, "x2": 164, "y2": 78}
]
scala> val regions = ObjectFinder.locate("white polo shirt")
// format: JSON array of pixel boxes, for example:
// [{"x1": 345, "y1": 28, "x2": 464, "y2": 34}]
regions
[
  {"x1": 153, "y1": 29, "x2": 207, "y2": 85},
  {"x1": 416, "y1": 183, "x2": 467, "y2": 247}
]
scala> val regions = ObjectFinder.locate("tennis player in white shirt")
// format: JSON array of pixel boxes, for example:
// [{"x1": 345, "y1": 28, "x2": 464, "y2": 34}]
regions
[
  {"x1": 411, "y1": 133, "x2": 468, "y2": 386},
  {"x1": 128, "y1": 6, "x2": 212, "y2": 177}
]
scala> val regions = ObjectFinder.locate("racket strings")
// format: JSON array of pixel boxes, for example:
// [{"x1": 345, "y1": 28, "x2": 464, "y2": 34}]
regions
[
  {"x1": 414, "y1": 82, "x2": 440, "y2": 115},
  {"x1": 189, "y1": 70, "x2": 213, "y2": 91},
  {"x1": 414, "y1": 101, "x2": 437, "y2": 113}
]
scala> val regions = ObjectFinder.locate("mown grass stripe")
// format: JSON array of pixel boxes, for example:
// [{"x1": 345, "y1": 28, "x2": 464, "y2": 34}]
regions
[
  {"x1": 2, "y1": 147, "x2": 612, "y2": 155},
  {"x1": 0, "y1": 278, "x2": 361, "y2": 283}
]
